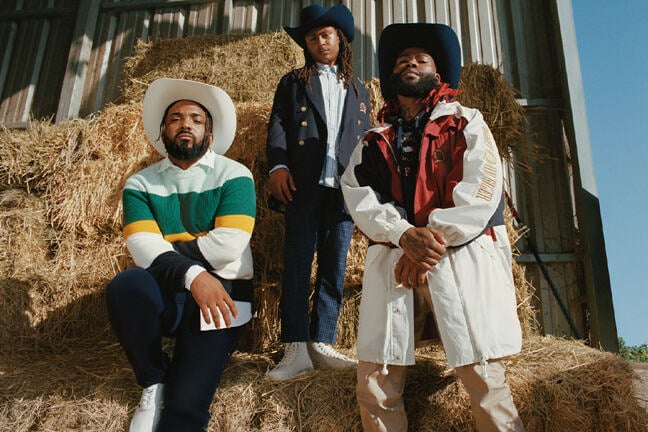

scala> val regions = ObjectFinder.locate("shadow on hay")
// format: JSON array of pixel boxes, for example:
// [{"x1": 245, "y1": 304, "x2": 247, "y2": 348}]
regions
[
  {"x1": 0, "y1": 279, "x2": 110, "y2": 347},
  {"x1": 404, "y1": 358, "x2": 466, "y2": 431},
  {"x1": 0, "y1": 285, "x2": 131, "y2": 398}
]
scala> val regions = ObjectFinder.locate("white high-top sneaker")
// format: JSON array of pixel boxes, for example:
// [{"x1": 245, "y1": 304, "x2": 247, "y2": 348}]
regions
[
  {"x1": 266, "y1": 342, "x2": 313, "y2": 381},
  {"x1": 309, "y1": 342, "x2": 357, "y2": 368},
  {"x1": 129, "y1": 383, "x2": 164, "y2": 432}
]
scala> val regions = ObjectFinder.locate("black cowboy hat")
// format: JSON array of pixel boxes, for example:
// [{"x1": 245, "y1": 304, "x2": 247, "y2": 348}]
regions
[
  {"x1": 284, "y1": 4, "x2": 354, "y2": 49},
  {"x1": 378, "y1": 23, "x2": 462, "y2": 98}
]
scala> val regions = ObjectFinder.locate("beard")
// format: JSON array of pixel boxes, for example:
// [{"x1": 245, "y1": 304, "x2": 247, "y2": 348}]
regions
[
  {"x1": 162, "y1": 131, "x2": 210, "y2": 161},
  {"x1": 389, "y1": 71, "x2": 441, "y2": 98}
]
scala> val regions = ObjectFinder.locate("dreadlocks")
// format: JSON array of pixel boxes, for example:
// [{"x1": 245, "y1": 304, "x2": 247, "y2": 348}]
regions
[{"x1": 297, "y1": 28, "x2": 358, "y2": 96}]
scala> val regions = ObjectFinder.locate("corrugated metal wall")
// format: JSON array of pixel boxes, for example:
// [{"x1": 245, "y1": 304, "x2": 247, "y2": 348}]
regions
[
  {"x1": 0, "y1": 0, "x2": 616, "y2": 348},
  {"x1": 76, "y1": 0, "x2": 507, "y2": 117},
  {"x1": 497, "y1": 0, "x2": 584, "y2": 339},
  {"x1": 0, "y1": 0, "x2": 506, "y2": 120},
  {"x1": 0, "y1": 0, "x2": 79, "y2": 127}
]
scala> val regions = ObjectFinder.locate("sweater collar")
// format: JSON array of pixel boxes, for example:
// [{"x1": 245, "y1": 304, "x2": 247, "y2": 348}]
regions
[{"x1": 158, "y1": 149, "x2": 216, "y2": 173}]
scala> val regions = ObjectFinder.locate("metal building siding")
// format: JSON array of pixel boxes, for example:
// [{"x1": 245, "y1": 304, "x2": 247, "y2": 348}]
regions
[
  {"x1": 495, "y1": 0, "x2": 589, "y2": 339},
  {"x1": 1, "y1": 0, "x2": 511, "y2": 120},
  {"x1": 498, "y1": 0, "x2": 563, "y2": 100},
  {"x1": 80, "y1": 11, "x2": 117, "y2": 115},
  {"x1": 514, "y1": 109, "x2": 583, "y2": 337},
  {"x1": 0, "y1": 0, "x2": 78, "y2": 127}
]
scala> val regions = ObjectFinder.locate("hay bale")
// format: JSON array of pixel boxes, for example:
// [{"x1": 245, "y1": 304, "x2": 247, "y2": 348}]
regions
[
  {"x1": 0, "y1": 189, "x2": 50, "y2": 275},
  {"x1": 0, "y1": 187, "x2": 110, "y2": 347},
  {"x1": 457, "y1": 63, "x2": 526, "y2": 159},
  {"x1": 1, "y1": 335, "x2": 644, "y2": 431},
  {"x1": 120, "y1": 32, "x2": 304, "y2": 105},
  {"x1": 507, "y1": 337, "x2": 648, "y2": 432},
  {"x1": 0, "y1": 336, "x2": 132, "y2": 432},
  {"x1": 45, "y1": 100, "x2": 155, "y2": 237},
  {"x1": 0, "y1": 119, "x2": 89, "y2": 193},
  {"x1": 457, "y1": 62, "x2": 548, "y2": 170},
  {"x1": 365, "y1": 77, "x2": 384, "y2": 127},
  {"x1": 0, "y1": 102, "x2": 152, "y2": 347}
]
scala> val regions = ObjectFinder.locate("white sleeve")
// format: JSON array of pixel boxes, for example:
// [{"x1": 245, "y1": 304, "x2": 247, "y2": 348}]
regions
[
  {"x1": 341, "y1": 141, "x2": 413, "y2": 247},
  {"x1": 196, "y1": 228, "x2": 252, "y2": 272},
  {"x1": 126, "y1": 232, "x2": 175, "y2": 268}
]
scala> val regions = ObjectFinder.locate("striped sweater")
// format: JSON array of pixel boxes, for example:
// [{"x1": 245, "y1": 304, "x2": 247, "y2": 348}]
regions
[{"x1": 122, "y1": 150, "x2": 256, "y2": 314}]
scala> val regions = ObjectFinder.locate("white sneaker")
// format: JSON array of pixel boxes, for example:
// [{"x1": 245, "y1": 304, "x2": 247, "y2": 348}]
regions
[
  {"x1": 309, "y1": 342, "x2": 357, "y2": 369},
  {"x1": 266, "y1": 342, "x2": 313, "y2": 381},
  {"x1": 129, "y1": 383, "x2": 164, "y2": 432}
]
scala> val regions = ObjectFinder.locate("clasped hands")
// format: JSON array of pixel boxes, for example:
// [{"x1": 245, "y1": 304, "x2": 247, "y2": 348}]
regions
[{"x1": 396, "y1": 226, "x2": 446, "y2": 289}]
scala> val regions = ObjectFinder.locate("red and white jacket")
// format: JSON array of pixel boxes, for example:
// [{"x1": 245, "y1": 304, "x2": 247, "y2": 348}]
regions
[{"x1": 341, "y1": 100, "x2": 522, "y2": 368}]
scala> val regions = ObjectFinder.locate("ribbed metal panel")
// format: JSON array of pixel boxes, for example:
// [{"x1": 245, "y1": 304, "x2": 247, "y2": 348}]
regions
[
  {"x1": 0, "y1": 0, "x2": 509, "y2": 120},
  {"x1": 0, "y1": 0, "x2": 78, "y2": 127},
  {"x1": 75, "y1": 0, "x2": 510, "y2": 116}
]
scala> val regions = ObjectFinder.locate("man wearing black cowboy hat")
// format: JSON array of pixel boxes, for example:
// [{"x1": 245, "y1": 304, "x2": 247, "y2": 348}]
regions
[
  {"x1": 265, "y1": 4, "x2": 371, "y2": 381},
  {"x1": 341, "y1": 24, "x2": 525, "y2": 431},
  {"x1": 106, "y1": 78, "x2": 256, "y2": 431}
]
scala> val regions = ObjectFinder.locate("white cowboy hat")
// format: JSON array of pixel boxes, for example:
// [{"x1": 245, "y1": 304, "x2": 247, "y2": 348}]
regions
[{"x1": 143, "y1": 78, "x2": 237, "y2": 156}]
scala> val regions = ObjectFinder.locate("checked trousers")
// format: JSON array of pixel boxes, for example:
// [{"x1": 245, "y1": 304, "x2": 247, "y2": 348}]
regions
[{"x1": 280, "y1": 184, "x2": 354, "y2": 344}]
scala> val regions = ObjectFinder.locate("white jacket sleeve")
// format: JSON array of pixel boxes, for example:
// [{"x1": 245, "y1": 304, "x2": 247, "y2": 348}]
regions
[{"x1": 341, "y1": 139, "x2": 413, "y2": 247}]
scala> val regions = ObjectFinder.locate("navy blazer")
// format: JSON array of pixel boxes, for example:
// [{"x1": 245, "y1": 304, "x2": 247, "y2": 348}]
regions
[{"x1": 266, "y1": 69, "x2": 371, "y2": 206}]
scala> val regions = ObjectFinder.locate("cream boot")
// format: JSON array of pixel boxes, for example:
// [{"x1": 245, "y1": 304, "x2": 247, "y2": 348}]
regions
[
  {"x1": 266, "y1": 342, "x2": 314, "y2": 381},
  {"x1": 309, "y1": 342, "x2": 357, "y2": 368}
]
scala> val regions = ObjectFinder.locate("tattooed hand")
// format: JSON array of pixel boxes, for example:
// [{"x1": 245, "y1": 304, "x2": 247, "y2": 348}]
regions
[
  {"x1": 399, "y1": 226, "x2": 446, "y2": 271},
  {"x1": 395, "y1": 254, "x2": 428, "y2": 289}
]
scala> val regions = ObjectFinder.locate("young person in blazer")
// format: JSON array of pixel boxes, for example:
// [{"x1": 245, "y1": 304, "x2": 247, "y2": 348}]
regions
[{"x1": 265, "y1": 4, "x2": 371, "y2": 381}]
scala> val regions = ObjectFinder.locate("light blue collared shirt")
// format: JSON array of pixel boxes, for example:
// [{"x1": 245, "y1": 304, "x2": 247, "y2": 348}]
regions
[{"x1": 317, "y1": 62, "x2": 347, "y2": 188}]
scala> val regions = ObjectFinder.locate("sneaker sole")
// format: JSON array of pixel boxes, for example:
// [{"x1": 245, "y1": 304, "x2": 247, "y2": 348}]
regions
[{"x1": 265, "y1": 367, "x2": 314, "y2": 381}]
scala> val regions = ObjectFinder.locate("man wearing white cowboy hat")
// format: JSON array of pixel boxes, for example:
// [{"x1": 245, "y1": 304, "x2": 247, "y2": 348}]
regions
[
  {"x1": 341, "y1": 23, "x2": 525, "y2": 431},
  {"x1": 106, "y1": 78, "x2": 256, "y2": 431},
  {"x1": 265, "y1": 4, "x2": 371, "y2": 380}
]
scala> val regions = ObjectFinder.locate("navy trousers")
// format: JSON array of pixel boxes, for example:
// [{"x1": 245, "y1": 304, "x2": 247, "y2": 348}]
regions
[
  {"x1": 281, "y1": 185, "x2": 354, "y2": 343},
  {"x1": 106, "y1": 268, "x2": 243, "y2": 431}
]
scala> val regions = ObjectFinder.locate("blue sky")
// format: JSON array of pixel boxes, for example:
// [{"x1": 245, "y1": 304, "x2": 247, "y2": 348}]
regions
[{"x1": 572, "y1": 0, "x2": 648, "y2": 346}]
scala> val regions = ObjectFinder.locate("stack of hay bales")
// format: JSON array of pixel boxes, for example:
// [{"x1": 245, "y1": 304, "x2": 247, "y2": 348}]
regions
[{"x1": 0, "y1": 31, "x2": 646, "y2": 431}]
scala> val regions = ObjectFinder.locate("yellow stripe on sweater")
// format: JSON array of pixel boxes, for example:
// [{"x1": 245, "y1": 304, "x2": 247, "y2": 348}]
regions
[
  {"x1": 214, "y1": 215, "x2": 255, "y2": 234},
  {"x1": 124, "y1": 220, "x2": 197, "y2": 242},
  {"x1": 123, "y1": 220, "x2": 161, "y2": 238},
  {"x1": 164, "y1": 232, "x2": 198, "y2": 242}
]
